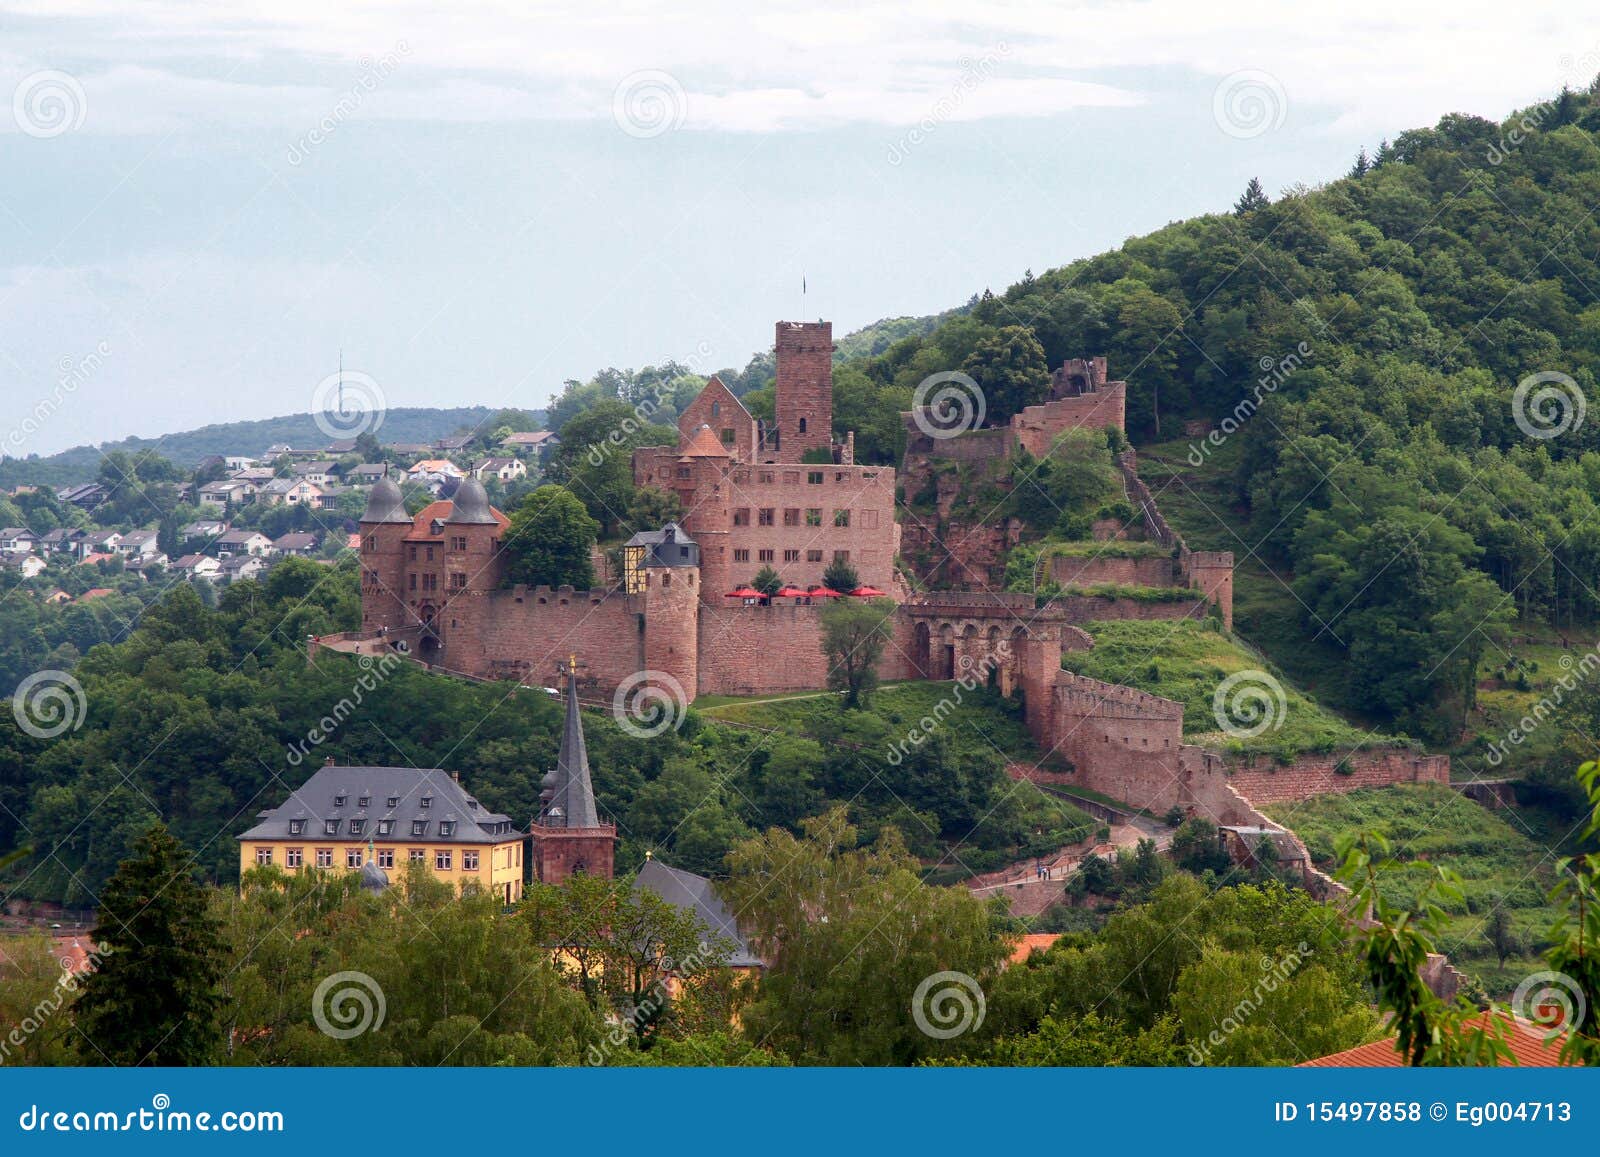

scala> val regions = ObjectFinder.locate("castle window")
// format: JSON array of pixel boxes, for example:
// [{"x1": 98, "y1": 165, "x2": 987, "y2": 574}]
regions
[
  {"x1": 784, "y1": 549, "x2": 800, "y2": 562},
  {"x1": 863, "y1": 510, "x2": 879, "y2": 529},
  {"x1": 734, "y1": 549, "x2": 749, "y2": 563},
  {"x1": 663, "y1": 574, "x2": 671, "y2": 587},
  {"x1": 711, "y1": 401, "x2": 721, "y2": 417},
  {"x1": 435, "y1": 851, "x2": 453, "y2": 871},
  {"x1": 733, "y1": 508, "x2": 750, "y2": 526},
  {"x1": 783, "y1": 471, "x2": 800, "y2": 485},
  {"x1": 426, "y1": 547, "x2": 434, "y2": 562},
  {"x1": 377, "y1": 849, "x2": 394, "y2": 869},
  {"x1": 463, "y1": 850, "x2": 479, "y2": 871},
  {"x1": 256, "y1": 847, "x2": 274, "y2": 866},
  {"x1": 286, "y1": 848, "x2": 303, "y2": 868},
  {"x1": 409, "y1": 546, "x2": 417, "y2": 561},
  {"x1": 676, "y1": 467, "x2": 691, "y2": 480},
  {"x1": 409, "y1": 574, "x2": 417, "y2": 590},
  {"x1": 833, "y1": 551, "x2": 850, "y2": 563},
  {"x1": 834, "y1": 509, "x2": 850, "y2": 527},
  {"x1": 346, "y1": 848, "x2": 363, "y2": 869},
  {"x1": 798, "y1": 418, "x2": 807, "y2": 433},
  {"x1": 758, "y1": 508, "x2": 775, "y2": 526},
  {"x1": 807, "y1": 549, "x2": 823, "y2": 563},
  {"x1": 409, "y1": 849, "x2": 426, "y2": 865},
  {"x1": 805, "y1": 508, "x2": 822, "y2": 527},
  {"x1": 451, "y1": 573, "x2": 466, "y2": 589},
  {"x1": 758, "y1": 549, "x2": 774, "y2": 562},
  {"x1": 288, "y1": 819, "x2": 305, "y2": 836},
  {"x1": 759, "y1": 471, "x2": 774, "y2": 484},
  {"x1": 450, "y1": 536, "x2": 467, "y2": 551},
  {"x1": 783, "y1": 508, "x2": 800, "y2": 527},
  {"x1": 316, "y1": 848, "x2": 333, "y2": 868},
  {"x1": 364, "y1": 536, "x2": 375, "y2": 551},
  {"x1": 807, "y1": 471, "x2": 823, "y2": 485}
]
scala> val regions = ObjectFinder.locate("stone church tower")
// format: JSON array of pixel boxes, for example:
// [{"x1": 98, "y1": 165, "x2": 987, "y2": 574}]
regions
[{"x1": 530, "y1": 660, "x2": 617, "y2": 883}]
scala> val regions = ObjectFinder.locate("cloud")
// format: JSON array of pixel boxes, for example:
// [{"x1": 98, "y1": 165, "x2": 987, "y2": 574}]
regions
[{"x1": 0, "y1": 1, "x2": 1592, "y2": 137}]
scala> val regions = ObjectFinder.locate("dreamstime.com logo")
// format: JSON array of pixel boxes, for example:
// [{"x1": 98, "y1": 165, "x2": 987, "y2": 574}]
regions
[
  {"x1": 12, "y1": 70, "x2": 86, "y2": 138},
  {"x1": 911, "y1": 970, "x2": 986, "y2": 1039},
  {"x1": 312, "y1": 368, "x2": 387, "y2": 441},
  {"x1": 1512, "y1": 370, "x2": 1585, "y2": 441},
  {"x1": 1511, "y1": 970, "x2": 1586, "y2": 1042},
  {"x1": 1212, "y1": 669, "x2": 1286, "y2": 739},
  {"x1": 312, "y1": 971, "x2": 386, "y2": 1040},
  {"x1": 1212, "y1": 70, "x2": 1287, "y2": 140},
  {"x1": 911, "y1": 371, "x2": 985, "y2": 440},
  {"x1": 612, "y1": 669, "x2": 689, "y2": 738},
  {"x1": 613, "y1": 70, "x2": 686, "y2": 138},
  {"x1": 12, "y1": 670, "x2": 87, "y2": 739}
]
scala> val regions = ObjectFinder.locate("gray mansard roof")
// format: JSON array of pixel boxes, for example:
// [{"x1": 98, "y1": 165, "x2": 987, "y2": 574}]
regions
[
  {"x1": 623, "y1": 522, "x2": 698, "y2": 568},
  {"x1": 239, "y1": 764, "x2": 521, "y2": 844}
]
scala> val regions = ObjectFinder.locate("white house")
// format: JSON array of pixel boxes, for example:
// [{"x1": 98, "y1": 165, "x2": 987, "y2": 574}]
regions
[
  {"x1": 116, "y1": 529, "x2": 161, "y2": 559},
  {"x1": 473, "y1": 457, "x2": 527, "y2": 483},
  {"x1": 173, "y1": 553, "x2": 223, "y2": 582},
  {"x1": 0, "y1": 528, "x2": 38, "y2": 552},
  {"x1": 215, "y1": 529, "x2": 273, "y2": 558},
  {"x1": 256, "y1": 478, "x2": 324, "y2": 507}
]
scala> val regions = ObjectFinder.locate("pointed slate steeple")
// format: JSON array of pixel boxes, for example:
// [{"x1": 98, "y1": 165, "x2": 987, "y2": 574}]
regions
[{"x1": 542, "y1": 659, "x2": 600, "y2": 828}]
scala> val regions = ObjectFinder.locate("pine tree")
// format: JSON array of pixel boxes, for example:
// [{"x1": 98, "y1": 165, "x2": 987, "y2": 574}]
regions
[
  {"x1": 75, "y1": 823, "x2": 224, "y2": 1065},
  {"x1": 751, "y1": 564, "x2": 782, "y2": 597},
  {"x1": 821, "y1": 556, "x2": 859, "y2": 593},
  {"x1": 1233, "y1": 177, "x2": 1270, "y2": 216},
  {"x1": 1349, "y1": 147, "x2": 1370, "y2": 178}
]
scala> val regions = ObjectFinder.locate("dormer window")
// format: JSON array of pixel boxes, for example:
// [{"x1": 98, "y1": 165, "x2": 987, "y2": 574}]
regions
[
  {"x1": 420, "y1": 796, "x2": 432, "y2": 809},
  {"x1": 358, "y1": 796, "x2": 370, "y2": 808},
  {"x1": 288, "y1": 819, "x2": 306, "y2": 836},
  {"x1": 387, "y1": 796, "x2": 399, "y2": 808},
  {"x1": 377, "y1": 819, "x2": 394, "y2": 836},
  {"x1": 348, "y1": 819, "x2": 365, "y2": 837},
  {"x1": 324, "y1": 819, "x2": 340, "y2": 836},
  {"x1": 439, "y1": 821, "x2": 455, "y2": 837},
  {"x1": 412, "y1": 819, "x2": 428, "y2": 837},
  {"x1": 333, "y1": 794, "x2": 346, "y2": 808}
]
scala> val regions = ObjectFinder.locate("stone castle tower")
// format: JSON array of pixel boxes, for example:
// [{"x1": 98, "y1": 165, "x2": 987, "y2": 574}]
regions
[{"x1": 771, "y1": 320, "x2": 833, "y2": 462}]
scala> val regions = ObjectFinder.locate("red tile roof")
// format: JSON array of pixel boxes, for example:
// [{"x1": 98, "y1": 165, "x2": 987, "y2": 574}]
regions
[
  {"x1": 403, "y1": 500, "x2": 509, "y2": 541},
  {"x1": 1298, "y1": 1013, "x2": 1577, "y2": 1067}
]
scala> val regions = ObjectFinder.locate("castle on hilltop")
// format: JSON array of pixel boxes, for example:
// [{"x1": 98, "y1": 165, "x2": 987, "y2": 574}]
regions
[{"x1": 340, "y1": 315, "x2": 1443, "y2": 858}]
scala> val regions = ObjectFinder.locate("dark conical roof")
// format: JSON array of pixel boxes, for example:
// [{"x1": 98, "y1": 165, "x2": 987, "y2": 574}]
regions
[
  {"x1": 541, "y1": 665, "x2": 600, "y2": 828},
  {"x1": 360, "y1": 475, "x2": 410, "y2": 524},
  {"x1": 448, "y1": 477, "x2": 498, "y2": 524}
]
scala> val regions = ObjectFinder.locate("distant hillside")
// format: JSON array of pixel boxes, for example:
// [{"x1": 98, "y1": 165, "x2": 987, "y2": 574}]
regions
[
  {"x1": 833, "y1": 311, "x2": 959, "y2": 361},
  {"x1": 0, "y1": 406, "x2": 528, "y2": 486}
]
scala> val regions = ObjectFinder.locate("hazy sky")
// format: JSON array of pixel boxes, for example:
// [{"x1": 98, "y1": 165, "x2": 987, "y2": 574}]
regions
[{"x1": 0, "y1": 2, "x2": 1594, "y2": 455}]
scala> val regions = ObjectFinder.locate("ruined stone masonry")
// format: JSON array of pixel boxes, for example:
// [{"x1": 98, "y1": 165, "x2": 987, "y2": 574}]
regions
[{"x1": 342, "y1": 317, "x2": 1437, "y2": 861}]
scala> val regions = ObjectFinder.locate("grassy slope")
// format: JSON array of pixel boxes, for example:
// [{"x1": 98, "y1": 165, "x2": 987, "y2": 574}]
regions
[
  {"x1": 1264, "y1": 784, "x2": 1559, "y2": 996},
  {"x1": 1061, "y1": 618, "x2": 1383, "y2": 756}
]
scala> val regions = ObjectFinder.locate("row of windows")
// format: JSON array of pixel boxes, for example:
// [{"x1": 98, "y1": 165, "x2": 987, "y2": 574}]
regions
[
  {"x1": 734, "y1": 548, "x2": 850, "y2": 565},
  {"x1": 256, "y1": 847, "x2": 484, "y2": 871},
  {"x1": 288, "y1": 816, "x2": 457, "y2": 838},
  {"x1": 731, "y1": 469, "x2": 881, "y2": 486},
  {"x1": 733, "y1": 508, "x2": 872, "y2": 529}
]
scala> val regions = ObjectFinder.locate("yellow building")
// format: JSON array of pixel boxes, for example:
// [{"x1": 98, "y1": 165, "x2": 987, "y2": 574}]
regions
[{"x1": 237, "y1": 760, "x2": 525, "y2": 902}]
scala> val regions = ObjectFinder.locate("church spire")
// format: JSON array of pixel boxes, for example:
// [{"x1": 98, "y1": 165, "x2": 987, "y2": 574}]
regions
[{"x1": 543, "y1": 658, "x2": 600, "y2": 828}]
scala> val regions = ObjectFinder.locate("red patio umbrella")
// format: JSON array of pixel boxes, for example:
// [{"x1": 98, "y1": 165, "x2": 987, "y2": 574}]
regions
[
  {"x1": 807, "y1": 586, "x2": 844, "y2": 597},
  {"x1": 725, "y1": 587, "x2": 762, "y2": 598},
  {"x1": 774, "y1": 586, "x2": 810, "y2": 598},
  {"x1": 849, "y1": 586, "x2": 887, "y2": 597}
]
